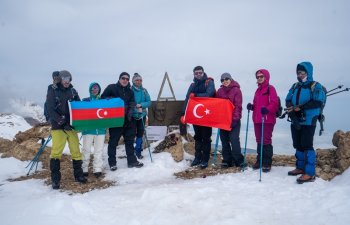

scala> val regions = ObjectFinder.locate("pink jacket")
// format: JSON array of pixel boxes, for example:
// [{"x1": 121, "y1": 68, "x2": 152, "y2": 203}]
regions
[
  {"x1": 252, "y1": 69, "x2": 279, "y2": 124},
  {"x1": 216, "y1": 80, "x2": 242, "y2": 122}
]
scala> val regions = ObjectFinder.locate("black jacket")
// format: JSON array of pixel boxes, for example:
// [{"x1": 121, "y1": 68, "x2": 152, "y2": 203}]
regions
[
  {"x1": 101, "y1": 82, "x2": 135, "y2": 122},
  {"x1": 46, "y1": 83, "x2": 80, "y2": 130}
]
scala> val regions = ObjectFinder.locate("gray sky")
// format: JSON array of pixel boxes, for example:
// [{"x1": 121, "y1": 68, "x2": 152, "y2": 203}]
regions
[{"x1": 1, "y1": 0, "x2": 349, "y2": 132}]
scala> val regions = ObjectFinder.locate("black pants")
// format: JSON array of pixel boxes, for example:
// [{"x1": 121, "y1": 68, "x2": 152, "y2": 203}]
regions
[
  {"x1": 193, "y1": 125, "x2": 212, "y2": 163},
  {"x1": 291, "y1": 124, "x2": 316, "y2": 151},
  {"x1": 135, "y1": 116, "x2": 146, "y2": 138},
  {"x1": 108, "y1": 119, "x2": 137, "y2": 166},
  {"x1": 220, "y1": 120, "x2": 243, "y2": 165}
]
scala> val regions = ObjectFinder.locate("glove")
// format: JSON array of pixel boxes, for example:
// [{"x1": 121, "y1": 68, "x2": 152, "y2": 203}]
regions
[
  {"x1": 189, "y1": 93, "x2": 195, "y2": 98},
  {"x1": 246, "y1": 103, "x2": 254, "y2": 111},
  {"x1": 231, "y1": 120, "x2": 238, "y2": 128},
  {"x1": 261, "y1": 107, "x2": 269, "y2": 115},
  {"x1": 63, "y1": 124, "x2": 73, "y2": 131},
  {"x1": 180, "y1": 116, "x2": 186, "y2": 124}
]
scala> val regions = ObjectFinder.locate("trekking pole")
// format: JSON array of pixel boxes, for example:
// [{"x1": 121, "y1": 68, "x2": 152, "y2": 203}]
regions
[
  {"x1": 141, "y1": 116, "x2": 153, "y2": 163},
  {"x1": 326, "y1": 88, "x2": 349, "y2": 97},
  {"x1": 211, "y1": 128, "x2": 220, "y2": 167},
  {"x1": 26, "y1": 134, "x2": 52, "y2": 175},
  {"x1": 259, "y1": 116, "x2": 265, "y2": 182},
  {"x1": 326, "y1": 85, "x2": 343, "y2": 94},
  {"x1": 242, "y1": 110, "x2": 250, "y2": 171}
]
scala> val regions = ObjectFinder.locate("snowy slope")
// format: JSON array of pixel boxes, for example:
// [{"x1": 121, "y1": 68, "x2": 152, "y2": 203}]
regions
[
  {"x1": 0, "y1": 113, "x2": 32, "y2": 140},
  {"x1": 9, "y1": 98, "x2": 46, "y2": 123}
]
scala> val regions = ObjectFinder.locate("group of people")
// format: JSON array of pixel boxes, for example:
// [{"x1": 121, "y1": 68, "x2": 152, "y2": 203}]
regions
[
  {"x1": 182, "y1": 62, "x2": 326, "y2": 184},
  {"x1": 45, "y1": 60, "x2": 326, "y2": 190},
  {"x1": 46, "y1": 71, "x2": 150, "y2": 189}
]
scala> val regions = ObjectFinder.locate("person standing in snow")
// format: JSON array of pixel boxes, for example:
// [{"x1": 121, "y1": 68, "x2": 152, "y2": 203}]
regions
[
  {"x1": 46, "y1": 70, "x2": 87, "y2": 190},
  {"x1": 247, "y1": 69, "x2": 279, "y2": 172},
  {"x1": 285, "y1": 62, "x2": 326, "y2": 183},
  {"x1": 182, "y1": 66, "x2": 216, "y2": 169},
  {"x1": 216, "y1": 73, "x2": 244, "y2": 168},
  {"x1": 81, "y1": 82, "x2": 106, "y2": 178},
  {"x1": 131, "y1": 73, "x2": 151, "y2": 159},
  {"x1": 101, "y1": 72, "x2": 143, "y2": 171}
]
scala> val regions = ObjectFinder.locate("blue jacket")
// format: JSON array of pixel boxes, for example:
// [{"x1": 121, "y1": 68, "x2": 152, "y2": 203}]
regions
[
  {"x1": 132, "y1": 85, "x2": 151, "y2": 119},
  {"x1": 285, "y1": 62, "x2": 326, "y2": 126},
  {"x1": 182, "y1": 73, "x2": 216, "y2": 113},
  {"x1": 82, "y1": 82, "x2": 106, "y2": 135}
]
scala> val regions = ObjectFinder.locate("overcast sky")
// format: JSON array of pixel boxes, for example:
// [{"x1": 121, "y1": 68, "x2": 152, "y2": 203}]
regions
[{"x1": 0, "y1": 0, "x2": 349, "y2": 131}]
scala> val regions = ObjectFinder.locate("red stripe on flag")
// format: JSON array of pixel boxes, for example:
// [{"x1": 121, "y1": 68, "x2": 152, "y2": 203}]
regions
[{"x1": 71, "y1": 108, "x2": 124, "y2": 120}]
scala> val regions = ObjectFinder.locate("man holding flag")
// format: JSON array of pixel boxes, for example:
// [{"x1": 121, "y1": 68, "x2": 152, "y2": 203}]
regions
[{"x1": 182, "y1": 66, "x2": 216, "y2": 169}]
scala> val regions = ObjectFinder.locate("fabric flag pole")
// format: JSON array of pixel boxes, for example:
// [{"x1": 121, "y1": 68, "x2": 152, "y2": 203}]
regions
[
  {"x1": 183, "y1": 96, "x2": 235, "y2": 131},
  {"x1": 69, "y1": 98, "x2": 125, "y2": 131}
]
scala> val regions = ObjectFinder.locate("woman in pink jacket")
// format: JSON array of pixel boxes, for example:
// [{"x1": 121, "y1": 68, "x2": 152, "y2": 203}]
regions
[{"x1": 247, "y1": 69, "x2": 279, "y2": 172}]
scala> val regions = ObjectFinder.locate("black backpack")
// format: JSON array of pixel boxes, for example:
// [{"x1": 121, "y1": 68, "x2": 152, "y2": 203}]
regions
[{"x1": 267, "y1": 85, "x2": 283, "y2": 118}]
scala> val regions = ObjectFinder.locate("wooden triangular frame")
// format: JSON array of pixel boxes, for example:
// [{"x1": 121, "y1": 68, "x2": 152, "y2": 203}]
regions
[{"x1": 157, "y1": 72, "x2": 176, "y2": 101}]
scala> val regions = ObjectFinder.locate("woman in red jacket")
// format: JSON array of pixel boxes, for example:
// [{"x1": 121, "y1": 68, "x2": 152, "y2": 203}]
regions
[{"x1": 247, "y1": 69, "x2": 279, "y2": 172}]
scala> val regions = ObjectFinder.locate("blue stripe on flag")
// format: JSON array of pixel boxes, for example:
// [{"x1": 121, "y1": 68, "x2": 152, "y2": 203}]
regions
[{"x1": 70, "y1": 98, "x2": 125, "y2": 109}]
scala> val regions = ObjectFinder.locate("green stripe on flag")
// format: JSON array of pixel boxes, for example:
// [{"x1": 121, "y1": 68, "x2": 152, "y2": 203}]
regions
[{"x1": 72, "y1": 118, "x2": 125, "y2": 131}]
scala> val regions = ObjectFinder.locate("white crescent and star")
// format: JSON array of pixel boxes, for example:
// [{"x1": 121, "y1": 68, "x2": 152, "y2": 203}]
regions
[
  {"x1": 96, "y1": 109, "x2": 108, "y2": 119},
  {"x1": 193, "y1": 104, "x2": 210, "y2": 118}
]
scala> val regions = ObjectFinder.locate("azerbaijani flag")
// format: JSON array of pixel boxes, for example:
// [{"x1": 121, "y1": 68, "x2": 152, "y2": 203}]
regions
[{"x1": 68, "y1": 98, "x2": 125, "y2": 131}]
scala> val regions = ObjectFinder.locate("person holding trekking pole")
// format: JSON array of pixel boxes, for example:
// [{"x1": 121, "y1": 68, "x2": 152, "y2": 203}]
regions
[
  {"x1": 246, "y1": 69, "x2": 279, "y2": 173},
  {"x1": 131, "y1": 73, "x2": 151, "y2": 159}
]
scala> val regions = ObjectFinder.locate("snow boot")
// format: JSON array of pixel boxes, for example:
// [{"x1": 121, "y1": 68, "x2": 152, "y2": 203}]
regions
[
  {"x1": 72, "y1": 160, "x2": 88, "y2": 183},
  {"x1": 191, "y1": 158, "x2": 201, "y2": 167},
  {"x1": 134, "y1": 137, "x2": 143, "y2": 159},
  {"x1": 50, "y1": 158, "x2": 61, "y2": 190},
  {"x1": 200, "y1": 161, "x2": 209, "y2": 169},
  {"x1": 128, "y1": 161, "x2": 144, "y2": 168},
  {"x1": 221, "y1": 160, "x2": 233, "y2": 169}
]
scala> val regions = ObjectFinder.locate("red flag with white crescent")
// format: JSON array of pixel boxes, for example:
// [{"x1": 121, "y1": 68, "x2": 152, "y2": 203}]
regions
[{"x1": 183, "y1": 96, "x2": 235, "y2": 131}]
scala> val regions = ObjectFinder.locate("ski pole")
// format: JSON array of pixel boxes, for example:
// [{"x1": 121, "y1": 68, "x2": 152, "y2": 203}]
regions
[
  {"x1": 141, "y1": 116, "x2": 153, "y2": 163},
  {"x1": 242, "y1": 110, "x2": 250, "y2": 171},
  {"x1": 259, "y1": 116, "x2": 265, "y2": 182},
  {"x1": 326, "y1": 88, "x2": 349, "y2": 97},
  {"x1": 211, "y1": 128, "x2": 220, "y2": 167},
  {"x1": 326, "y1": 85, "x2": 343, "y2": 94}
]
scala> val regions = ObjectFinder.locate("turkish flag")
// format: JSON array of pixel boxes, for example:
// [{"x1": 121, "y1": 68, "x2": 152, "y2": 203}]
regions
[{"x1": 183, "y1": 96, "x2": 235, "y2": 131}]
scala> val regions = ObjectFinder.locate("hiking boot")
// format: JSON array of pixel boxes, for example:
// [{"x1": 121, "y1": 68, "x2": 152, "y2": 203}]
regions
[
  {"x1": 288, "y1": 168, "x2": 304, "y2": 176},
  {"x1": 110, "y1": 165, "x2": 117, "y2": 171},
  {"x1": 252, "y1": 161, "x2": 260, "y2": 170},
  {"x1": 262, "y1": 165, "x2": 271, "y2": 173},
  {"x1": 221, "y1": 160, "x2": 233, "y2": 169},
  {"x1": 94, "y1": 172, "x2": 102, "y2": 178},
  {"x1": 297, "y1": 174, "x2": 316, "y2": 184},
  {"x1": 128, "y1": 161, "x2": 144, "y2": 168},
  {"x1": 191, "y1": 158, "x2": 201, "y2": 167},
  {"x1": 83, "y1": 172, "x2": 89, "y2": 177},
  {"x1": 200, "y1": 161, "x2": 208, "y2": 169}
]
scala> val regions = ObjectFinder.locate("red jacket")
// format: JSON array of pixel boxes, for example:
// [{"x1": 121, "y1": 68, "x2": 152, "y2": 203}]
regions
[
  {"x1": 216, "y1": 80, "x2": 242, "y2": 122},
  {"x1": 252, "y1": 69, "x2": 279, "y2": 124}
]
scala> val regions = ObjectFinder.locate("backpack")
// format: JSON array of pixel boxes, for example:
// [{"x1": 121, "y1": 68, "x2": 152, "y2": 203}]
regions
[
  {"x1": 291, "y1": 81, "x2": 327, "y2": 135},
  {"x1": 267, "y1": 85, "x2": 283, "y2": 118}
]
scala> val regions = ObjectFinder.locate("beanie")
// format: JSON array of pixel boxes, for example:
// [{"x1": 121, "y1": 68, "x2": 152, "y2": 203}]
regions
[
  {"x1": 132, "y1": 73, "x2": 142, "y2": 83},
  {"x1": 59, "y1": 70, "x2": 72, "y2": 81},
  {"x1": 193, "y1": 66, "x2": 204, "y2": 72},
  {"x1": 221, "y1": 72, "x2": 232, "y2": 80},
  {"x1": 119, "y1": 72, "x2": 130, "y2": 79}
]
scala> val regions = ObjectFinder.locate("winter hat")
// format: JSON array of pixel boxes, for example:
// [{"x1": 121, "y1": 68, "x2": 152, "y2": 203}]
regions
[
  {"x1": 221, "y1": 72, "x2": 232, "y2": 80},
  {"x1": 193, "y1": 66, "x2": 204, "y2": 72},
  {"x1": 296, "y1": 64, "x2": 307, "y2": 73},
  {"x1": 59, "y1": 70, "x2": 72, "y2": 81},
  {"x1": 132, "y1": 73, "x2": 142, "y2": 83},
  {"x1": 119, "y1": 72, "x2": 130, "y2": 79}
]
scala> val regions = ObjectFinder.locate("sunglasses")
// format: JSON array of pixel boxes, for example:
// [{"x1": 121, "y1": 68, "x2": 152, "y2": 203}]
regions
[
  {"x1": 194, "y1": 71, "x2": 203, "y2": 76},
  {"x1": 220, "y1": 78, "x2": 231, "y2": 82},
  {"x1": 256, "y1": 75, "x2": 264, "y2": 79},
  {"x1": 121, "y1": 77, "x2": 130, "y2": 81},
  {"x1": 297, "y1": 71, "x2": 307, "y2": 76}
]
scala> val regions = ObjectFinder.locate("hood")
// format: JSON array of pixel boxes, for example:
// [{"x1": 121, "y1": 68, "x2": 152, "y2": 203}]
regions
[
  {"x1": 296, "y1": 61, "x2": 313, "y2": 82},
  {"x1": 256, "y1": 69, "x2": 270, "y2": 86},
  {"x1": 89, "y1": 82, "x2": 101, "y2": 99}
]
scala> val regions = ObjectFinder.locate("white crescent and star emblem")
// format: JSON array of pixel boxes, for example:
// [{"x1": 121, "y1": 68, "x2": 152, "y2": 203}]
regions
[
  {"x1": 96, "y1": 109, "x2": 108, "y2": 119},
  {"x1": 193, "y1": 104, "x2": 210, "y2": 118}
]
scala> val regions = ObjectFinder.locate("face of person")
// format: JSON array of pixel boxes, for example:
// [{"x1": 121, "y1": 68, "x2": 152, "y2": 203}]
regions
[
  {"x1": 119, "y1": 76, "x2": 130, "y2": 87},
  {"x1": 256, "y1": 72, "x2": 265, "y2": 84},
  {"x1": 61, "y1": 77, "x2": 71, "y2": 88},
  {"x1": 297, "y1": 71, "x2": 307, "y2": 82},
  {"x1": 193, "y1": 70, "x2": 204, "y2": 80},
  {"x1": 221, "y1": 77, "x2": 231, "y2": 87},
  {"x1": 90, "y1": 84, "x2": 100, "y2": 96},
  {"x1": 134, "y1": 78, "x2": 142, "y2": 87}
]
